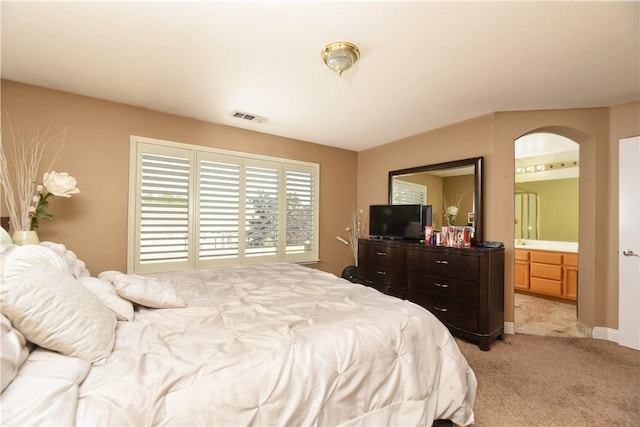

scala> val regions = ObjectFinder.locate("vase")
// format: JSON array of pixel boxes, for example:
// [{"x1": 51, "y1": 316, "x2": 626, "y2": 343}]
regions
[{"x1": 11, "y1": 230, "x2": 39, "y2": 245}]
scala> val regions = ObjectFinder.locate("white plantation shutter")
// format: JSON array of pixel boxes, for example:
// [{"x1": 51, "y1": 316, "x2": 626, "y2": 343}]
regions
[
  {"x1": 285, "y1": 165, "x2": 317, "y2": 260},
  {"x1": 244, "y1": 161, "x2": 279, "y2": 261},
  {"x1": 392, "y1": 180, "x2": 426, "y2": 205},
  {"x1": 197, "y1": 153, "x2": 241, "y2": 266},
  {"x1": 134, "y1": 145, "x2": 193, "y2": 273},
  {"x1": 129, "y1": 136, "x2": 319, "y2": 273}
]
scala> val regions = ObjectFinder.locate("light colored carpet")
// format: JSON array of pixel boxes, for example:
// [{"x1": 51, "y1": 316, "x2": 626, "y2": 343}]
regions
[{"x1": 455, "y1": 334, "x2": 640, "y2": 427}]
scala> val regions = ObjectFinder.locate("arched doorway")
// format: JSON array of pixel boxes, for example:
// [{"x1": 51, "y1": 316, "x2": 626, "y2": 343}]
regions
[{"x1": 513, "y1": 132, "x2": 586, "y2": 336}]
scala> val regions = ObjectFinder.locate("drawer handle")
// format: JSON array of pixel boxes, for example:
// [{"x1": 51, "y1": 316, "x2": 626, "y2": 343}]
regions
[
  {"x1": 433, "y1": 306, "x2": 448, "y2": 312},
  {"x1": 376, "y1": 270, "x2": 387, "y2": 275},
  {"x1": 435, "y1": 260, "x2": 449, "y2": 265},
  {"x1": 434, "y1": 282, "x2": 449, "y2": 288},
  {"x1": 376, "y1": 251, "x2": 387, "y2": 256}
]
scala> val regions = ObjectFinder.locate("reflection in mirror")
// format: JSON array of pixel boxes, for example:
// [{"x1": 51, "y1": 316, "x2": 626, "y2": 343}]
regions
[
  {"x1": 388, "y1": 157, "x2": 483, "y2": 243},
  {"x1": 515, "y1": 191, "x2": 539, "y2": 239}
]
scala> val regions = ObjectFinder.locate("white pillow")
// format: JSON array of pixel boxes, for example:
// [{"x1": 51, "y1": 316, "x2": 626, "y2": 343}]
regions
[
  {"x1": 78, "y1": 276, "x2": 134, "y2": 321},
  {"x1": 0, "y1": 228, "x2": 14, "y2": 256},
  {"x1": 0, "y1": 266, "x2": 116, "y2": 364},
  {"x1": 39, "y1": 241, "x2": 90, "y2": 278},
  {"x1": 0, "y1": 349, "x2": 90, "y2": 425},
  {"x1": 0, "y1": 314, "x2": 31, "y2": 392},
  {"x1": 0, "y1": 244, "x2": 66, "y2": 284},
  {"x1": 98, "y1": 271, "x2": 187, "y2": 309}
]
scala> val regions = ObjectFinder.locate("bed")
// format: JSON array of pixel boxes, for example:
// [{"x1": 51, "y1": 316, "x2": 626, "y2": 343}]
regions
[{"x1": 0, "y1": 229, "x2": 477, "y2": 426}]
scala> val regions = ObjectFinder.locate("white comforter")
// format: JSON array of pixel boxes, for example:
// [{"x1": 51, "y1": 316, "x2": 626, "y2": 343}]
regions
[{"x1": 7, "y1": 263, "x2": 477, "y2": 426}]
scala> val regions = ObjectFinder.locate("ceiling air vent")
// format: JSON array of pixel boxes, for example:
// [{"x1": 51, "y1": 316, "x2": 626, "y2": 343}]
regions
[{"x1": 232, "y1": 110, "x2": 267, "y2": 123}]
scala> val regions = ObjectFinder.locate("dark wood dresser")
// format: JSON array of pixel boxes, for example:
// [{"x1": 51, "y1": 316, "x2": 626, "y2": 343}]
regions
[{"x1": 358, "y1": 238, "x2": 504, "y2": 350}]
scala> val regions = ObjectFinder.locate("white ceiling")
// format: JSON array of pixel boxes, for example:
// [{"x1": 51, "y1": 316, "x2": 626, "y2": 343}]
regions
[{"x1": 1, "y1": 1, "x2": 638, "y2": 152}]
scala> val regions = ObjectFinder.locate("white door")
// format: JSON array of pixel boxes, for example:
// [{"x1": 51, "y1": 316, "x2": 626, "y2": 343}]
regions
[{"x1": 619, "y1": 136, "x2": 640, "y2": 350}]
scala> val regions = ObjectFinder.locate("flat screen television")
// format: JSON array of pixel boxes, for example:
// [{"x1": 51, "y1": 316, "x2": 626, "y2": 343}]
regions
[{"x1": 369, "y1": 204, "x2": 432, "y2": 241}]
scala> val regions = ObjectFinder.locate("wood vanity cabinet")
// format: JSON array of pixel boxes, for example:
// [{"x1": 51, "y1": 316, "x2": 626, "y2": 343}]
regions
[
  {"x1": 514, "y1": 249, "x2": 530, "y2": 291},
  {"x1": 515, "y1": 249, "x2": 578, "y2": 300},
  {"x1": 563, "y1": 253, "x2": 578, "y2": 300},
  {"x1": 358, "y1": 239, "x2": 505, "y2": 351},
  {"x1": 530, "y1": 251, "x2": 564, "y2": 296}
]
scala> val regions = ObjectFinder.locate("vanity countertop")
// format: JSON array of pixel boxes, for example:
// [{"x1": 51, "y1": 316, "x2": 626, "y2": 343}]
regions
[{"x1": 515, "y1": 240, "x2": 578, "y2": 253}]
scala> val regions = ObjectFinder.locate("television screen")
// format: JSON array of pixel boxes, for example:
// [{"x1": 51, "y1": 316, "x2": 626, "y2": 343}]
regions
[
  {"x1": 369, "y1": 204, "x2": 429, "y2": 241},
  {"x1": 422, "y1": 205, "x2": 433, "y2": 227}
]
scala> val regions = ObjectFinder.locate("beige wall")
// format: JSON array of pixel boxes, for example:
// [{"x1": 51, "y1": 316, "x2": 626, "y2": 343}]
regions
[
  {"x1": 0, "y1": 80, "x2": 358, "y2": 277},
  {"x1": 358, "y1": 103, "x2": 640, "y2": 331}
]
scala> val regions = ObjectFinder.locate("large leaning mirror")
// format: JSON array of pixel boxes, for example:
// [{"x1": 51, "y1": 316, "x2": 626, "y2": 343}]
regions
[{"x1": 388, "y1": 157, "x2": 484, "y2": 244}]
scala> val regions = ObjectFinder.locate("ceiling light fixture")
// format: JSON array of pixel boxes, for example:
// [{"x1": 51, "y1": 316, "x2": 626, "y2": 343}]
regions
[{"x1": 321, "y1": 41, "x2": 360, "y2": 76}]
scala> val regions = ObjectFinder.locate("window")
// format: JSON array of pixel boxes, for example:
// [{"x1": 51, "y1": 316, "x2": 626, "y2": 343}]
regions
[{"x1": 128, "y1": 136, "x2": 319, "y2": 273}]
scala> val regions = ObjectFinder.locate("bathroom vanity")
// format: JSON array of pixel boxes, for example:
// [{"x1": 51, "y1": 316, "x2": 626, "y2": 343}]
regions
[{"x1": 514, "y1": 240, "x2": 578, "y2": 301}]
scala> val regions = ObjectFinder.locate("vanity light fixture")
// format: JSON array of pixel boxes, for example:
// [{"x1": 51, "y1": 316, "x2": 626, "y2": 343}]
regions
[
  {"x1": 321, "y1": 41, "x2": 360, "y2": 76},
  {"x1": 515, "y1": 160, "x2": 579, "y2": 174}
]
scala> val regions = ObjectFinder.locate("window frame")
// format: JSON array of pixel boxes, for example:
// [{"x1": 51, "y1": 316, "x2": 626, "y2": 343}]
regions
[{"x1": 128, "y1": 136, "x2": 319, "y2": 273}]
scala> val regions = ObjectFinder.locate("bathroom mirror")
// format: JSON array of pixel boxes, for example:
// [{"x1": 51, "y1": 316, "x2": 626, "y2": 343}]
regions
[{"x1": 388, "y1": 157, "x2": 484, "y2": 243}]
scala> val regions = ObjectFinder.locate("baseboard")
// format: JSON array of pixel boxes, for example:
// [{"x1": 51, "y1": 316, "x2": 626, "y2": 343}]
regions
[
  {"x1": 592, "y1": 327, "x2": 620, "y2": 344},
  {"x1": 505, "y1": 322, "x2": 621, "y2": 344},
  {"x1": 504, "y1": 322, "x2": 515, "y2": 335}
]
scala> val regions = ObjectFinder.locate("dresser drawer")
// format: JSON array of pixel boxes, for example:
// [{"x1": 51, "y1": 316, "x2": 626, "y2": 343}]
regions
[
  {"x1": 406, "y1": 250, "x2": 479, "y2": 281},
  {"x1": 410, "y1": 294, "x2": 479, "y2": 333},
  {"x1": 360, "y1": 244, "x2": 406, "y2": 268},
  {"x1": 358, "y1": 263, "x2": 407, "y2": 288},
  {"x1": 530, "y1": 263, "x2": 562, "y2": 280},
  {"x1": 367, "y1": 283, "x2": 407, "y2": 300},
  {"x1": 408, "y1": 272, "x2": 478, "y2": 306},
  {"x1": 359, "y1": 262, "x2": 407, "y2": 299}
]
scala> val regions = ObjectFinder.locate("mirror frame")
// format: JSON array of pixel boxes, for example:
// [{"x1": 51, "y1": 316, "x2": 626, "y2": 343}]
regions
[{"x1": 388, "y1": 156, "x2": 484, "y2": 244}]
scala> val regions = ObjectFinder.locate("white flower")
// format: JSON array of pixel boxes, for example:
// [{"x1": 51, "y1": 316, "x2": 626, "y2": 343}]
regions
[
  {"x1": 29, "y1": 171, "x2": 80, "y2": 230},
  {"x1": 43, "y1": 171, "x2": 80, "y2": 197},
  {"x1": 446, "y1": 205, "x2": 459, "y2": 216}
]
